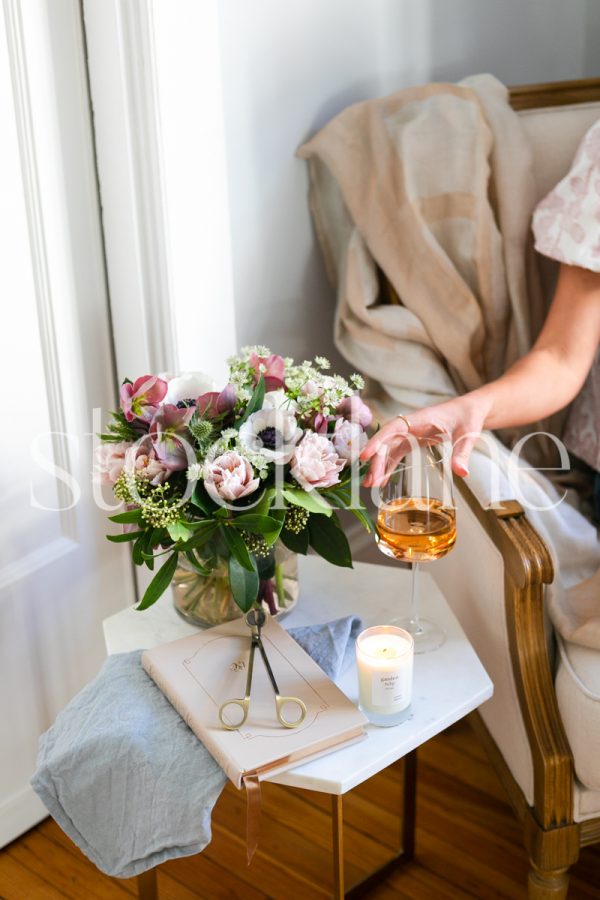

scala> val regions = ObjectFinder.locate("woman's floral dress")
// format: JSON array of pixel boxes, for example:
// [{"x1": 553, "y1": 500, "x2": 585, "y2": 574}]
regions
[{"x1": 532, "y1": 119, "x2": 600, "y2": 472}]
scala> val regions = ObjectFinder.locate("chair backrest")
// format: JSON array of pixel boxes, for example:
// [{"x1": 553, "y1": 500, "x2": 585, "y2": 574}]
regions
[
  {"x1": 510, "y1": 78, "x2": 600, "y2": 200},
  {"x1": 510, "y1": 79, "x2": 600, "y2": 302}
]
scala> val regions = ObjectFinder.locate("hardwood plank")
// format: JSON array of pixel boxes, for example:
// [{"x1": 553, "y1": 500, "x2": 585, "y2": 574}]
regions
[
  {"x1": 161, "y1": 852, "x2": 269, "y2": 900},
  {"x1": 3, "y1": 721, "x2": 600, "y2": 899},
  {"x1": 0, "y1": 849, "x2": 70, "y2": 900},
  {"x1": 300, "y1": 784, "x2": 402, "y2": 852},
  {"x1": 377, "y1": 861, "x2": 478, "y2": 900},
  {"x1": 5, "y1": 829, "x2": 131, "y2": 900}
]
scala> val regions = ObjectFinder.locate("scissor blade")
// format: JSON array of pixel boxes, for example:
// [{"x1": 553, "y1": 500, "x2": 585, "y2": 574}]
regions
[{"x1": 256, "y1": 638, "x2": 280, "y2": 695}]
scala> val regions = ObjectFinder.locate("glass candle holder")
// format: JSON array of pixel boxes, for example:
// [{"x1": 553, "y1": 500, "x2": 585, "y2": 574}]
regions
[{"x1": 356, "y1": 625, "x2": 414, "y2": 726}]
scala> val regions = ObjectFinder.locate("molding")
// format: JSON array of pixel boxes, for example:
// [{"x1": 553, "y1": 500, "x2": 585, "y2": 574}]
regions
[
  {"x1": 82, "y1": 0, "x2": 176, "y2": 377},
  {"x1": 0, "y1": 784, "x2": 47, "y2": 849},
  {"x1": 3, "y1": 0, "x2": 76, "y2": 537}
]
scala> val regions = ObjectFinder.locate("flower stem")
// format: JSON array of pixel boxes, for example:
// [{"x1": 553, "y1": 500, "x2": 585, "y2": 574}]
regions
[{"x1": 274, "y1": 561, "x2": 286, "y2": 608}]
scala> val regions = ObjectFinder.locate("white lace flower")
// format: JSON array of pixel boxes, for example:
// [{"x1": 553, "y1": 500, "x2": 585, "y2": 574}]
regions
[
  {"x1": 187, "y1": 462, "x2": 203, "y2": 482},
  {"x1": 262, "y1": 389, "x2": 298, "y2": 413},
  {"x1": 239, "y1": 407, "x2": 302, "y2": 463}
]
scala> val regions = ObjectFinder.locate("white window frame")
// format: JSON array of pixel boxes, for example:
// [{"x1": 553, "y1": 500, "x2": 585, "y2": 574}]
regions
[{"x1": 83, "y1": 0, "x2": 237, "y2": 384}]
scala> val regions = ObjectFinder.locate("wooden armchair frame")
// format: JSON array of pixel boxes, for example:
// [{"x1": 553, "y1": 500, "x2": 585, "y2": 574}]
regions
[{"x1": 454, "y1": 78, "x2": 600, "y2": 899}]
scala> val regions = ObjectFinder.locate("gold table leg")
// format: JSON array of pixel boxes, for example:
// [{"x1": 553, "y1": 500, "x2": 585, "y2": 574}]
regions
[
  {"x1": 332, "y1": 794, "x2": 345, "y2": 899},
  {"x1": 331, "y1": 749, "x2": 417, "y2": 898},
  {"x1": 137, "y1": 868, "x2": 158, "y2": 900}
]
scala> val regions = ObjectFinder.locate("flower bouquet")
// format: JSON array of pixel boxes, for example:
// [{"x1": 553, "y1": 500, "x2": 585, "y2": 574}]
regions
[{"x1": 97, "y1": 347, "x2": 373, "y2": 622}]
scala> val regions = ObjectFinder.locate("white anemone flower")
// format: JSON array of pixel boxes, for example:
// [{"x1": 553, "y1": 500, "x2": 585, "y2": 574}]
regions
[
  {"x1": 164, "y1": 371, "x2": 216, "y2": 406},
  {"x1": 239, "y1": 407, "x2": 302, "y2": 464}
]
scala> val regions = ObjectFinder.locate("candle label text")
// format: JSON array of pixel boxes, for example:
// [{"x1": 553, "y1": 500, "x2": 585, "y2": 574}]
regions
[{"x1": 371, "y1": 671, "x2": 406, "y2": 707}]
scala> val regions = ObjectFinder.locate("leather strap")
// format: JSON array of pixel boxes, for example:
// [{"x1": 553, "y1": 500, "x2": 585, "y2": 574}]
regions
[{"x1": 243, "y1": 774, "x2": 262, "y2": 864}]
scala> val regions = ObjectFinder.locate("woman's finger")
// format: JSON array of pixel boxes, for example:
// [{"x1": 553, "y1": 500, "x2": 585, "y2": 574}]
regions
[
  {"x1": 363, "y1": 447, "x2": 389, "y2": 486},
  {"x1": 451, "y1": 430, "x2": 480, "y2": 477},
  {"x1": 361, "y1": 419, "x2": 409, "y2": 460}
]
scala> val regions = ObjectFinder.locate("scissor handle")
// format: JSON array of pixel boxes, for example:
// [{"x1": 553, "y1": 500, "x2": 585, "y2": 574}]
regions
[
  {"x1": 275, "y1": 695, "x2": 307, "y2": 729},
  {"x1": 219, "y1": 698, "x2": 250, "y2": 731}
]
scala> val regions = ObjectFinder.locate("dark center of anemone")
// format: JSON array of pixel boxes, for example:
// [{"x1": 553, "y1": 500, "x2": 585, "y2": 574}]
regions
[
  {"x1": 176, "y1": 398, "x2": 197, "y2": 409},
  {"x1": 257, "y1": 427, "x2": 283, "y2": 450}
]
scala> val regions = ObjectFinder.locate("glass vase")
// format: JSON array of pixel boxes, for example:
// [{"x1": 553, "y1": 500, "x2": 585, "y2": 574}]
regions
[{"x1": 171, "y1": 541, "x2": 299, "y2": 627}]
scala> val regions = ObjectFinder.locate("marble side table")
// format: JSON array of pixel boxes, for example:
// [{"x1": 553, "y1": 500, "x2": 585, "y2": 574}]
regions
[{"x1": 104, "y1": 556, "x2": 493, "y2": 899}]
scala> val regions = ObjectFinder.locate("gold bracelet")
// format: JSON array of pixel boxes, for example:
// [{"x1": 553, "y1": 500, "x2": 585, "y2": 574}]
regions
[{"x1": 396, "y1": 413, "x2": 411, "y2": 431}]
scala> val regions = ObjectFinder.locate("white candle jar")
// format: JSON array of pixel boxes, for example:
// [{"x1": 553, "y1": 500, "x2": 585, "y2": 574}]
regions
[{"x1": 356, "y1": 625, "x2": 414, "y2": 726}]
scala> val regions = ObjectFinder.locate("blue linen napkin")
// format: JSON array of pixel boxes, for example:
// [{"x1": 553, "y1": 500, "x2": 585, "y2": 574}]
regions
[{"x1": 31, "y1": 615, "x2": 362, "y2": 878}]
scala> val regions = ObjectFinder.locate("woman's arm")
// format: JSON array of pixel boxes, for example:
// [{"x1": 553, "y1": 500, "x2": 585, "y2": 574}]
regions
[{"x1": 362, "y1": 264, "x2": 600, "y2": 483}]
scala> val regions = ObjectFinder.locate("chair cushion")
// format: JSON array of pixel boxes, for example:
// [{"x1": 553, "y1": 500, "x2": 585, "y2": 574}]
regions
[{"x1": 556, "y1": 639, "x2": 600, "y2": 794}]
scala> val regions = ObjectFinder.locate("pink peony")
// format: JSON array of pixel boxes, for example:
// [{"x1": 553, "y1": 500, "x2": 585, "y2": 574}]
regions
[
  {"x1": 94, "y1": 441, "x2": 132, "y2": 485},
  {"x1": 249, "y1": 353, "x2": 285, "y2": 390},
  {"x1": 120, "y1": 375, "x2": 168, "y2": 423},
  {"x1": 290, "y1": 431, "x2": 345, "y2": 490},
  {"x1": 336, "y1": 395, "x2": 372, "y2": 429},
  {"x1": 205, "y1": 451, "x2": 260, "y2": 503},
  {"x1": 129, "y1": 440, "x2": 170, "y2": 485},
  {"x1": 332, "y1": 418, "x2": 367, "y2": 463},
  {"x1": 149, "y1": 404, "x2": 195, "y2": 471}
]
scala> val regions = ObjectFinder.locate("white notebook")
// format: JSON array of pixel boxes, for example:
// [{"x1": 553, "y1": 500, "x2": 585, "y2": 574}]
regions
[{"x1": 142, "y1": 615, "x2": 367, "y2": 789}]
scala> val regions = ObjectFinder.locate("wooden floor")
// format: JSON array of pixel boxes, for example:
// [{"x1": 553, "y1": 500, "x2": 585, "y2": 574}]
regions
[{"x1": 1, "y1": 721, "x2": 599, "y2": 899}]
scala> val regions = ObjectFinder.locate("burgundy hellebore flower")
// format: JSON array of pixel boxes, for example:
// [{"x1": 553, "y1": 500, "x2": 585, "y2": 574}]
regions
[
  {"x1": 195, "y1": 383, "x2": 237, "y2": 419},
  {"x1": 149, "y1": 404, "x2": 194, "y2": 471},
  {"x1": 120, "y1": 375, "x2": 168, "y2": 423}
]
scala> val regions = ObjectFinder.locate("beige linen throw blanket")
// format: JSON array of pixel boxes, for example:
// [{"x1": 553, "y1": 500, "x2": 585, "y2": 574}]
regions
[{"x1": 298, "y1": 74, "x2": 600, "y2": 650}]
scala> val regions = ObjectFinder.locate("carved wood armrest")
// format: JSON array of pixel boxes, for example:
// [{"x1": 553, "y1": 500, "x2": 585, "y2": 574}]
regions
[{"x1": 456, "y1": 478, "x2": 574, "y2": 829}]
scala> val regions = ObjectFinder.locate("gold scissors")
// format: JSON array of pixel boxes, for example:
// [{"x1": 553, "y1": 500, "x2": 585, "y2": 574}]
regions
[{"x1": 219, "y1": 608, "x2": 307, "y2": 730}]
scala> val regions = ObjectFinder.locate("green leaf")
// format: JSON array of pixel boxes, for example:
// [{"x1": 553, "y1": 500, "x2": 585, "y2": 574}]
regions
[
  {"x1": 108, "y1": 508, "x2": 143, "y2": 525},
  {"x1": 191, "y1": 483, "x2": 219, "y2": 515},
  {"x1": 252, "y1": 487, "x2": 275, "y2": 518},
  {"x1": 348, "y1": 505, "x2": 374, "y2": 533},
  {"x1": 167, "y1": 521, "x2": 193, "y2": 543},
  {"x1": 106, "y1": 531, "x2": 144, "y2": 543},
  {"x1": 177, "y1": 521, "x2": 219, "y2": 553},
  {"x1": 323, "y1": 485, "x2": 373, "y2": 533},
  {"x1": 256, "y1": 553, "x2": 275, "y2": 581},
  {"x1": 308, "y1": 514, "x2": 353, "y2": 568},
  {"x1": 280, "y1": 526, "x2": 310, "y2": 555},
  {"x1": 231, "y1": 514, "x2": 282, "y2": 534},
  {"x1": 184, "y1": 550, "x2": 211, "y2": 576},
  {"x1": 132, "y1": 534, "x2": 146, "y2": 566},
  {"x1": 282, "y1": 487, "x2": 332, "y2": 517},
  {"x1": 221, "y1": 525, "x2": 254, "y2": 571},
  {"x1": 136, "y1": 552, "x2": 179, "y2": 610},
  {"x1": 228, "y1": 554, "x2": 259, "y2": 612},
  {"x1": 236, "y1": 375, "x2": 265, "y2": 426},
  {"x1": 181, "y1": 518, "x2": 214, "y2": 530}
]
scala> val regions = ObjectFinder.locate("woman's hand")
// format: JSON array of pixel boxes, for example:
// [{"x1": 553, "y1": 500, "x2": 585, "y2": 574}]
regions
[{"x1": 360, "y1": 393, "x2": 490, "y2": 487}]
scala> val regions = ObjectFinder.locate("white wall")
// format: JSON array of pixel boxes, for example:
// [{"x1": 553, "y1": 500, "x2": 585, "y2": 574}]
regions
[{"x1": 216, "y1": 0, "x2": 599, "y2": 373}]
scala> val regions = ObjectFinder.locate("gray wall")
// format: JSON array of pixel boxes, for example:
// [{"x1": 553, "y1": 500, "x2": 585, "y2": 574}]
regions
[{"x1": 218, "y1": 0, "x2": 599, "y2": 370}]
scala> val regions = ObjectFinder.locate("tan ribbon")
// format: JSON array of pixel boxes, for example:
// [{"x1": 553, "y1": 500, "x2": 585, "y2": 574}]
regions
[{"x1": 243, "y1": 774, "x2": 262, "y2": 865}]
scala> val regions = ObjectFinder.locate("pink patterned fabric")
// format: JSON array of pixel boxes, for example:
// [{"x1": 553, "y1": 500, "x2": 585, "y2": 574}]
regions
[{"x1": 532, "y1": 119, "x2": 600, "y2": 470}]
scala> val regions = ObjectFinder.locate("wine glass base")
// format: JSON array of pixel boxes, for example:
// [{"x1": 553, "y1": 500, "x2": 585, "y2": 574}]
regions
[{"x1": 390, "y1": 617, "x2": 446, "y2": 654}]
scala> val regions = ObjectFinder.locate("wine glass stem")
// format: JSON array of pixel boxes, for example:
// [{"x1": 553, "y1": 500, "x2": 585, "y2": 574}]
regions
[{"x1": 410, "y1": 562, "x2": 423, "y2": 635}]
